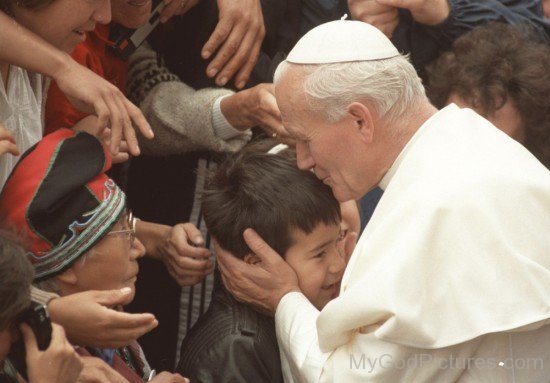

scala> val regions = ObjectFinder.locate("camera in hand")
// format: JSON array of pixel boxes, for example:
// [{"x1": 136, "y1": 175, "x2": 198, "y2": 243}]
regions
[{"x1": 7, "y1": 302, "x2": 53, "y2": 380}]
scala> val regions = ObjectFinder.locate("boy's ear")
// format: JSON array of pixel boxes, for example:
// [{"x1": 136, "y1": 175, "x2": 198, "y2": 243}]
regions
[
  {"x1": 55, "y1": 267, "x2": 78, "y2": 286},
  {"x1": 243, "y1": 253, "x2": 262, "y2": 265}
]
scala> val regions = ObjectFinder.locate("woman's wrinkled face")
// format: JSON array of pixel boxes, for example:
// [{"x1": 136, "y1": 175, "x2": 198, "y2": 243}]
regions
[
  {"x1": 11, "y1": 0, "x2": 112, "y2": 53},
  {"x1": 112, "y1": 0, "x2": 152, "y2": 29},
  {"x1": 66, "y1": 213, "x2": 145, "y2": 305}
]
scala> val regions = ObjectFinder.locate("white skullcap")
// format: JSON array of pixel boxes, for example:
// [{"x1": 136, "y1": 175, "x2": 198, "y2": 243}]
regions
[{"x1": 287, "y1": 20, "x2": 399, "y2": 64}]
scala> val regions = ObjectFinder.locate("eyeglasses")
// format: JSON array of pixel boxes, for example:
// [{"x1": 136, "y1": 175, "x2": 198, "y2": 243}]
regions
[{"x1": 107, "y1": 210, "x2": 137, "y2": 247}]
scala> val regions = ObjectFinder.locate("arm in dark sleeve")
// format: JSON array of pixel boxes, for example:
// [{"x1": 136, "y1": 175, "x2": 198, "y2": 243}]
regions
[{"x1": 392, "y1": 0, "x2": 550, "y2": 73}]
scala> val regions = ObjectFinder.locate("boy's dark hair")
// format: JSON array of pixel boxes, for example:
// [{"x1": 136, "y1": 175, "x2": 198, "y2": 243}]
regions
[
  {"x1": 426, "y1": 22, "x2": 550, "y2": 168},
  {"x1": 0, "y1": 230, "x2": 34, "y2": 330},
  {"x1": 202, "y1": 140, "x2": 341, "y2": 258}
]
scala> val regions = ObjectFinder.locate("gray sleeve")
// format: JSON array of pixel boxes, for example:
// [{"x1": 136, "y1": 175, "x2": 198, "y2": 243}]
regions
[{"x1": 126, "y1": 43, "x2": 251, "y2": 156}]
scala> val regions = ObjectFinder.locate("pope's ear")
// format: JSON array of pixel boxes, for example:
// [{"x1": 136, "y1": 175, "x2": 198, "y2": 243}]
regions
[
  {"x1": 347, "y1": 102, "x2": 375, "y2": 143},
  {"x1": 55, "y1": 266, "x2": 78, "y2": 286},
  {"x1": 243, "y1": 253, "x2": 262, "y2": 265}
]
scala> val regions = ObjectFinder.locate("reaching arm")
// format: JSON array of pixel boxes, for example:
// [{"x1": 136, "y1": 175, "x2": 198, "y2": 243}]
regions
[{"x1": 0, "y1": 11, "x2": 153, "y2": 156}]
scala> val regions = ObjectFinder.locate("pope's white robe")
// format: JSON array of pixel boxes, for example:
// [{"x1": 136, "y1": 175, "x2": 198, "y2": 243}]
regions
[{"x1": 276, "y1": 104, "x2": 550, "y2": 382}]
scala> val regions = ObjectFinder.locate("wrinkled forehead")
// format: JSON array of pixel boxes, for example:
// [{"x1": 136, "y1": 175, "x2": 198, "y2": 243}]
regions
[{"x1": 275, "y1": 67, "x2": 314, "y2": 139}]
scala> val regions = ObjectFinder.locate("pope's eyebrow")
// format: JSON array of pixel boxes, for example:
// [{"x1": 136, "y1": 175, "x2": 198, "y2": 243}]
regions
[{"x1": 308, "y1": 239, "x2": 333, "y2": 254}]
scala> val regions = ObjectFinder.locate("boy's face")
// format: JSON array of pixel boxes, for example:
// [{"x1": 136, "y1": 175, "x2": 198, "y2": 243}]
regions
[
  {"x1": 284, "y1": 223, "x2": 346, "y2": 310},
  {"x1": 58, "y1": 213, "x2": 145, "y2": 305}
]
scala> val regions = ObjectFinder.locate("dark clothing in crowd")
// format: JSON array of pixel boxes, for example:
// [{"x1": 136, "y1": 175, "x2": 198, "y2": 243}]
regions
[
  {"x1": 177, "y1": 275, "x2": 283, "y2": 383},
  {"x1": 386, "y1": 0, "x2": 550, "y2": 78}
]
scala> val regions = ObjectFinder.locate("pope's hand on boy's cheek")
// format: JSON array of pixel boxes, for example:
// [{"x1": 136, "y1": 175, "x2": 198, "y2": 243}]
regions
[
  {"x1": 215, "y1": 229, "x2": 301, "y2": 315},
  {"x1": 157, "y1": 223, "x2": 214, "y2": 287}
]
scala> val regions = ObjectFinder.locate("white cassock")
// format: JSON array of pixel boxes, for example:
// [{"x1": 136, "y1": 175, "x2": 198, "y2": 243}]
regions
[{"x1": 276, "y1": 104, "x2": 550, "y2": 382}]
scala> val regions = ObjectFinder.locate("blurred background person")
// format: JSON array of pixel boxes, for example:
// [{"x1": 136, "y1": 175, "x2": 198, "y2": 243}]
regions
[{"x1": 427, "y1": 22, "x2": 550, "y2": 169}]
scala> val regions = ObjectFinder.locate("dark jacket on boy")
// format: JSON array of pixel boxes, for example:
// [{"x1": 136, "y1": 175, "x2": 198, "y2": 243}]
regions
[{"x1": 177, "y1": 274, "x2": 283, "y2": 383}]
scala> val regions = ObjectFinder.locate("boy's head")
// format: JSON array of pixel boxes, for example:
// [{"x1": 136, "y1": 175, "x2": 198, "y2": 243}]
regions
[
  {"x1": 0, "y1": 129, "x2": 144, "y2": 305},
  {"x1": 203, "y1": 140, "x2": 346, "y2": 310},
  {"x1": 0, "y1": 232, "x2": 33, "y2": 367}
]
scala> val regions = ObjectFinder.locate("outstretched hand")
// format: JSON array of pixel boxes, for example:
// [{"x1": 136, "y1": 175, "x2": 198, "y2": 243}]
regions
[
  {"x1": 374, "y1": 0, "x2": 450, "y2": 25},
  {"x1": 52, "y1": 56, "x2": 153, "y2": 156},
  {"x1": 216, "y1": 229, "x2": 300, "y2": 315},
  {"x1": 47, "y1": 288, "x2": 158, "y2": 348},
  {"x1": 202, "y1": 0, "x2": 265, "y2": 89}
]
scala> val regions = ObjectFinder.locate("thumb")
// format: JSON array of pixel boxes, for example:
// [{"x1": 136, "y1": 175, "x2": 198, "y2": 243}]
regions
[
  {"x1": 242, "y1": 229, "x2": 281, "y2": 266},
  {"x1": 20, "y1": 323, "x2": 39, "y2": 356},
  {"x1": 94, "y1": 287, "x2": 133, "y2": 307}
]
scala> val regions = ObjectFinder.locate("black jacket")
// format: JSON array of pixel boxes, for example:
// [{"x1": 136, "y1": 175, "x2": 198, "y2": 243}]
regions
[
  {"x1": 177, "y1": 276, "x2": 283, "y2": 383},
  {"x1": 387, "y1": 0, "x2": 550, "y2": 79}
]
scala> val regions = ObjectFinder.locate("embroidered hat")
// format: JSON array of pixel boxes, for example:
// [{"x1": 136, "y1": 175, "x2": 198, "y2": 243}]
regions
[
  {"x1": 0, "y1": 129, "x2": 126, "y2": 280},
  {"x1": 286, "y1": 20, "x2": 399, "y2": 64}
]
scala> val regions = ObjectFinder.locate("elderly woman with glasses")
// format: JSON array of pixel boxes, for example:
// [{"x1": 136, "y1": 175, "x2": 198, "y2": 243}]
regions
[{"x1": 0, "y1": 128, "x2": 187, "y2": 383}]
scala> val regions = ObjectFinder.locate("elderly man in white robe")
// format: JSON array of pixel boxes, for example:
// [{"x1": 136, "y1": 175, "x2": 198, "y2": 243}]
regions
[{"x1": 216, "y1": 20, "x2": 550, "y2": 382}]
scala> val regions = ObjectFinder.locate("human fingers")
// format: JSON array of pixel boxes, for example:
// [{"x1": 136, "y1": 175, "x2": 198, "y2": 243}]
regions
[
  {"x1": 79, "y1": 357, "x2": 128, "y2": 383},
  {"x1": 160, "y1": 0, "x2": 184, "y2": 23},
  {"x1": 0, "y1": 124, "x2": 16, "y2": 142},
  {"x1": 0, "y1": 140, "x2": 20, "y2": 156},
  {"x1": 165, "y1": 262, "x2": 210, "y2": 287},
  {"x1": 209, "y1": 23, "x2": 248, "y2": 86},
  {"x1": 242, "y1": 228, "x2": 282, "y2": 266},
  {"x1": 20, "y1": 323, "x2": 38, "y2": 355},
  {"x1": 93, "y1": 287, "x2": 136, "y2": 307},
  {"x1": 106, "y1": 95, "x2": 123, "y2": 156},
  {"x1": 213, "y1": 18, "x2": 255, "y2": 87},
  {"x1": 48, "y1": 322, "x2": 69, "y2": 349},
  {"x1": 110, "y1": 95, "x2": 139, "y2": 156},
  {"x1": 202, "y1": 14, "x2": 233, "y2": 62},
  {"x1": 233, "y1": 32, "x2": 262, "y2": 89},
  {"x1": 175, "y1": 223, "x2": 206, "y2": 248},
  {"x1": 92, "y1": 98, "x2": 111, "y2": 134},
  {"x1": 124, "y1": 98, "x2": 154, "y2": 139},
  {"x1": 169, "y1": 254, "x2": 213, "y2": 272},
  {"x1": 214, "y1": 242, "x2": 244, "y2": 279}
]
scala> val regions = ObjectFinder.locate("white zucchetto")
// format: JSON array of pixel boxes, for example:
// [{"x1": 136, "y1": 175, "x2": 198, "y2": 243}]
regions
[{"x1": 287, "y1": 20, "x2": 399, "y2": 64}]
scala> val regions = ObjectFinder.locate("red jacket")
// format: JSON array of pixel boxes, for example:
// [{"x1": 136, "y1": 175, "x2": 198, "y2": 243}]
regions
[{"x1": 45, "y1": 24, "x2": 128, "y2": 134}]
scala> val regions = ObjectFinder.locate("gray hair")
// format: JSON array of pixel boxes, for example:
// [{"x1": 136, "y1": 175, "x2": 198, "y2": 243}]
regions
[
  {"x1": 32, "y1": 249, "x2": 98, "y2": 295},
  {"x1": 274, "y1": 55, "x2": 426, "y2": 124}
]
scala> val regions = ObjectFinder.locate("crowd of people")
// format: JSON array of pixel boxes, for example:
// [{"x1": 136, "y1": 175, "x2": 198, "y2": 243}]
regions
[{"x1": 0, "y1": 0, "x2": 549, "y2": 382}]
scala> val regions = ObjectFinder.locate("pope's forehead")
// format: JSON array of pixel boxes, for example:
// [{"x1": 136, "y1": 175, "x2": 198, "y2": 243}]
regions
[{"x1": 275, "y1": 66, "x2": 306, "y2": 109}]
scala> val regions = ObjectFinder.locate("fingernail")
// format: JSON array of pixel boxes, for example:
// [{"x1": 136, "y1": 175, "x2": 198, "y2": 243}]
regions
[
  {"x1": 218, "y1": 77, "x2": 228, "y2": 86},
  {"x1": 120, "y1": 287, "x2": 132, "y2": 294},
  {"x1": 208, "y1": 68, "x2": 218, "y2": 77},
  {"x1": 160, "y1": 16, "x2": 168, "y2": 23},
  {"x1": 236, "y1": 81, "x2": 245, "y2": 89},
  {"x1": 202, "y1": 50, "x2": 211, "y2": 59}
]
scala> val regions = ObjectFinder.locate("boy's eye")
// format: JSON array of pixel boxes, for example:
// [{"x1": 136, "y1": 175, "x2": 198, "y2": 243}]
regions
[{"x1": 314, "y1": 250, "x2": 326, "y2": 259}]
